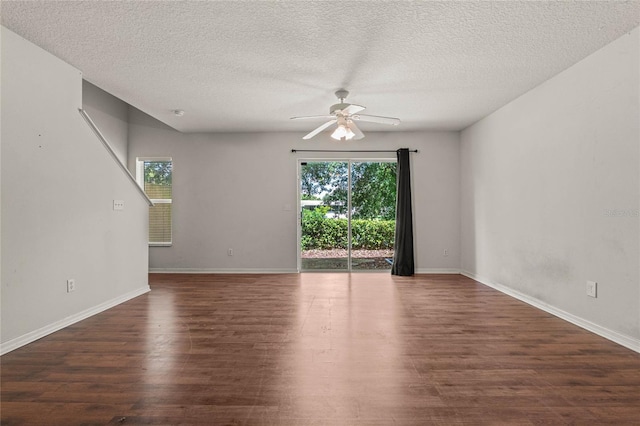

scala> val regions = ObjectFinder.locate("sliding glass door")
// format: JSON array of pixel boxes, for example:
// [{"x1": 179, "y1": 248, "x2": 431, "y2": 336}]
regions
[{"x1": 299, "y1": 160, "x2": 396, "y2": 271}]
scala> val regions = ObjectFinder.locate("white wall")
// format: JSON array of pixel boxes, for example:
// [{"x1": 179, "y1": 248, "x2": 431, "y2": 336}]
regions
[
  {"x1": 461, "y1": 28, "x2": 639, "y2": 347},
  {"x1": 0, "y1": 27, "x2": 150, "y2": 353},
  {"x1": 128, "y1": 108, "x2": 460, "y2": 273},
  {"x1": 82, "y1": 80, "x2": 130, "y2": 165}
]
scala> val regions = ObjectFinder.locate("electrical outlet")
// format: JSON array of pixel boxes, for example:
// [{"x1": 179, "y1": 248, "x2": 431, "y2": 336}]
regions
[
  {"x1": 443, "y1": 249, "x2": 449, "y2": 257},
  {"x1": 586, "y1": 281, "x2": 597, "y2": 298},
  {"x1": 113, "y1": 200, "x2": 124, "y2": 211},
  {"x1": 228, "y1": 248, "x2": 233, "y2": 256},
  {"x1": 67, "y1": 279, "x2": 76, "y2": 293}
]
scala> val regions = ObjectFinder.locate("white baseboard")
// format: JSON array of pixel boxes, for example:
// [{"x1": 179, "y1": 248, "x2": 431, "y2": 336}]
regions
[
  {"x1": 0, "y1": 286, "x2": 150, "y2": 356},
  {"x1": 415, "y1": 268, "x2": 461, "y2": 274},
  {"x1": 149, "y1": 268, "x2": 299, "y2": 274},
  {"x1": 460, "y1": 270, "x2": 640, "y2": 354}
]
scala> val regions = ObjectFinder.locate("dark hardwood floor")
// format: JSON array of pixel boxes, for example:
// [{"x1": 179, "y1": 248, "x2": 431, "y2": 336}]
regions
[{"x1": 2, "y1": 273, "x2": 640, "y2": 425}]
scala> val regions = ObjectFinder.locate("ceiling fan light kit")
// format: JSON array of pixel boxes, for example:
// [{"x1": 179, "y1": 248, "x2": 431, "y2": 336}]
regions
[
  {"x1": 291, "y1": 90, "x2": 400, "y2": 140},
  {"x1": 331, "y1": 124, "x2": 355, "y2": 141}
]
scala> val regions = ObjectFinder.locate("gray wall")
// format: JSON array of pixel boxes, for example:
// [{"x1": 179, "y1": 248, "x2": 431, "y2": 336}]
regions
[
  {"x1": 128, "y1": 108, "x2": 461, "y2": 273},
  {"x1": 1, "y1": 27, "x2": 150, "y2": 353},
  {"x1": 82, "y1": 80, "x2": 130, "y2": 165},
  {"x1": 460, "y1": 28, "x2": 639, "y2": 347}
]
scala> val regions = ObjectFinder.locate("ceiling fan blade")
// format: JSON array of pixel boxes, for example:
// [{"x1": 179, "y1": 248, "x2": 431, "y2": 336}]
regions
[
  {"x1": 352, "y1": 114, "x2": 400, "y2": 126},
  {"x1": 303, "y1": 119, "x2": 337, "y2": 140},
  {"x1": 342, "y1": 104, "x2": 365, "y2": 115},
  {"x1": 349, "y1": 121, "x2": 365, "y2": 140},
  {"x1": 291, "y1": 114, "x2": 335, "y2": 120}
]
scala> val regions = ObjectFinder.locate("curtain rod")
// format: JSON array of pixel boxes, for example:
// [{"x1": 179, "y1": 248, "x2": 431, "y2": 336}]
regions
[{"x1": 291, "y1": 149, "x2": 418, "y2": 153}]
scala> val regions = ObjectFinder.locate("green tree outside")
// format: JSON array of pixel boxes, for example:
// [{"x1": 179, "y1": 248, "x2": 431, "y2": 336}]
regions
[
  {"x1": 144, "y1": 161, "x2": 172, "y2": 186},
  {"x1": 302, "y1": 161, "x2": 396, "y2": 220}
]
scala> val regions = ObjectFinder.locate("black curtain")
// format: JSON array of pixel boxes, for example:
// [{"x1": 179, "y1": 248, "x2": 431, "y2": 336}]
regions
[{"x1": 391, "y1": 148, "x2": 415, "y2": 276}]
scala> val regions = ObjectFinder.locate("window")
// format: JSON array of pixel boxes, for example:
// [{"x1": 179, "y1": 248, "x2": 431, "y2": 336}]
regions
[{"x1": 136, "y1": 158, "x2": 172, "y2": 246}]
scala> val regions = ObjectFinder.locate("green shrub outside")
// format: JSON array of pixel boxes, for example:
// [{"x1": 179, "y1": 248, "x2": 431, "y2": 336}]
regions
[
  {"x1": 351, "y1": 219, "x2": 395, "y2": 250},
  {"x1": 301, "y1": 208, "x2": 395, "y2": 250}
]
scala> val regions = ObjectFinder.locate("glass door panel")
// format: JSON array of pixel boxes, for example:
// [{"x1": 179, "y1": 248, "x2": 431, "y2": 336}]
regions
[
  {"x1": 350, "y1": 162, "x2": 397, "y2": 270},
  {"x1": 300, "y1": 161, "x2": 349, "y2": 271}
]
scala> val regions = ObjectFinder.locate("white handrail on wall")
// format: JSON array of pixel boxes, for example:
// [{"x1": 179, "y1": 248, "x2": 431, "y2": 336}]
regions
[{"x1": 78, "y1": 108, "x2": 153, "y2": 206}]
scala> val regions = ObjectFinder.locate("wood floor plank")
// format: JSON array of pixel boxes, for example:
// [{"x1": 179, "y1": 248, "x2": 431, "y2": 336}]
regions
[{"x1": 2, "y1": 273, "x2": 639, "y2": 425}]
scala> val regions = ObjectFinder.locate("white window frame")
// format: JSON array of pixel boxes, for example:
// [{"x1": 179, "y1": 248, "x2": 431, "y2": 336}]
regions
[{"x1": 136, "y1": 157, "x2": 173, "y2": 247}]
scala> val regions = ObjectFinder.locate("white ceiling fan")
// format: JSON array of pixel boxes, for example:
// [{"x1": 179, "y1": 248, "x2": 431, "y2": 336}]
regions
[{"x1": 291, "y1": 90, "x2": 400, "y2": 140}]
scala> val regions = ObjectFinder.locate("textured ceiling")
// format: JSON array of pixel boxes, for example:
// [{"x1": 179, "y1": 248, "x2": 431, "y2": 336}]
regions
[{"x1": 2, "y1": 1, "x2": 639, "y2": 133}]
